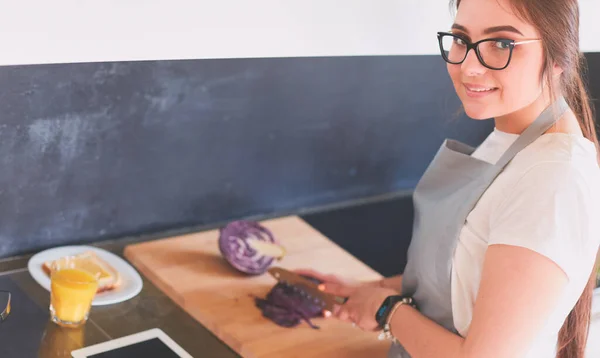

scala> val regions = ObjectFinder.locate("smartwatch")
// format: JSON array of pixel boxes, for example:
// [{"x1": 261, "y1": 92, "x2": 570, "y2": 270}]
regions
[{"x1": 374, "y1": 295, "x2": 415, "y2": 329}]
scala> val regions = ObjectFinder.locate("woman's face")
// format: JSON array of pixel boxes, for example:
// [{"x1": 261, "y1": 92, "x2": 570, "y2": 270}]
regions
[{"x1": 448, "y1": 0, "x2": 545, "y2": 120}]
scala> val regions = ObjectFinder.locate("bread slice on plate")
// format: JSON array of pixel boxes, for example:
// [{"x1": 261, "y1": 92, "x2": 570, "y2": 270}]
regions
[{"x1": 42, "y1": 251, "x2": 121, "y2": 293}]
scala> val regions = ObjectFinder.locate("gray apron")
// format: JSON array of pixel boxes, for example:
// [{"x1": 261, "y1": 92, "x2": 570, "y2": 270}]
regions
[{"x1": 388, "y1": 97, "x2": 569, "y2": 357}]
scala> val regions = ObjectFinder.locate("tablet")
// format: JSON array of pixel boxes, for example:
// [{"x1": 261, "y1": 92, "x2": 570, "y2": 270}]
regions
[{"x1": 71, "y1": 328, "x2": 192, "y2": 358}]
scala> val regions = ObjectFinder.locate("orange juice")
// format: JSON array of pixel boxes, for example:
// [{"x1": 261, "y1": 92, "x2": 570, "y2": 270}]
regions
[{"x1": 50, "y1": 266, "x2": 98, "y2": 327}]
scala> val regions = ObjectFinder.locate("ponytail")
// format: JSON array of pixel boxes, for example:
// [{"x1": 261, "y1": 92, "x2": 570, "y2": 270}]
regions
[{"x1": 564, "y1": 55, "x2": 598, "y2": 152}]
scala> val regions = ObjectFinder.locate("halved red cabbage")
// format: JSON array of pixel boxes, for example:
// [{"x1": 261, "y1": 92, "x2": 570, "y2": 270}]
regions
[{"x1": 218, "y1": 220, "x2": 280, "y2": 275}]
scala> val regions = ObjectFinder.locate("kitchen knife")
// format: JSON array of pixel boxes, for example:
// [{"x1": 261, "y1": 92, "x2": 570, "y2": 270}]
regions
[{"x1": 267, "y1": 267, "x2": 348, "y2": 311}]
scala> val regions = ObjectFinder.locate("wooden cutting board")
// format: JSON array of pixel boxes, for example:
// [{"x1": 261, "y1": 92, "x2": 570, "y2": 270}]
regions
[{"x1": 124, "y1": 216, "x2": 392, "y2": 358}]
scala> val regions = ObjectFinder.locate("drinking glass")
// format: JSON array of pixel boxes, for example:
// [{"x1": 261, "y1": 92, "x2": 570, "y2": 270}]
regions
[{"x1": 49, "y1": 256, "x2": 99, "y2": 327}]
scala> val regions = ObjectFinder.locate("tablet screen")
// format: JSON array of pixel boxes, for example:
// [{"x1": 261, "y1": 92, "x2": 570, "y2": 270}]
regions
[
  {"x1": 71, "y1": 329, "x2": 191, "y2": 358},
  {"x1": 87, "y1": 338, "x2": 180, "y2": 358}
]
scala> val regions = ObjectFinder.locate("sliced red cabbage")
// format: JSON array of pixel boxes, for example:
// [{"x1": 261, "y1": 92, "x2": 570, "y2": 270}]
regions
[
  {"x1": 218, "y1": 220, "x2": 282, "y2": 275},
  {"x1": 254, "y1": 276, "x2": 324, "y2": 329}
]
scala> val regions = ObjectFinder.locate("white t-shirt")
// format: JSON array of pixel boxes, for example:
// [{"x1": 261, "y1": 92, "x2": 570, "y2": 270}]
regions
[{"x1": 451, "y1": 128, "x2": 600, "y2": 357}]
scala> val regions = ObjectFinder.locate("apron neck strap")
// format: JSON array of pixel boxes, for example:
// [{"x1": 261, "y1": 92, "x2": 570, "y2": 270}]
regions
[{"x1": 495, "y1": 96, "x2": 569, "y2": 168}]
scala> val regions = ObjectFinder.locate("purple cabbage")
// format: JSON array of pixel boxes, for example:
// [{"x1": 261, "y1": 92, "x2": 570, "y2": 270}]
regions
[
  {"x1": 254, "y1": 277, "x2": 325, "y2": 329},
  {"x1": 218, "y1": 220, "x2": 278, "y2": 275}
]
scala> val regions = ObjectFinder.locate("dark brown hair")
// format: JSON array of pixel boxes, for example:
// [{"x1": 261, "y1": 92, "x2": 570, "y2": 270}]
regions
[{"x1": 450, "y1": 0, "x2": 599, "y2": 357}]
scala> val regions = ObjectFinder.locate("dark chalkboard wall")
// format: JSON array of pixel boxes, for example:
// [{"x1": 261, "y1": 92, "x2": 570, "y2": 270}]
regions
[{"x1": 0, "y1": 55, "x2": 502, "y2": 258}]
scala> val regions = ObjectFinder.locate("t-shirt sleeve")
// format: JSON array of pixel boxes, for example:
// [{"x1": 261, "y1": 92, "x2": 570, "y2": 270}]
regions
[{"x1": 488, "y1": 162, "x2": 598, "y2": 281}]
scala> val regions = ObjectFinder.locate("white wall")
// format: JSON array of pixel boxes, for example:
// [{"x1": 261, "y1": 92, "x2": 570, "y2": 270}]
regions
[
  {"x1": 0, "y1": 0, "x2": 598, "y2": 66},
  {"x1": 580, "y1": 0, "x2": 600, "y2": 53}
]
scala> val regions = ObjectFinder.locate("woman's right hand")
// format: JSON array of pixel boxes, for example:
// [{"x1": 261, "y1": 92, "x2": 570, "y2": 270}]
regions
[{"x1": 293, "y1": 268, "x2": 381, "y2": 317}]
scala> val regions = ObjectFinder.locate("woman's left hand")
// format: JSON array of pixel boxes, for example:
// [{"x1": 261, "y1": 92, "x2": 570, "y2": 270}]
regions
[{"x1": 322, "y1": 283, "x2": 399, "y2": 331}]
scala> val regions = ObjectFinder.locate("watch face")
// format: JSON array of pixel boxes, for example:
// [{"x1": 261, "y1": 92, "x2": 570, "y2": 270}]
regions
[
  {"x1": 375, "y1": 296, "x2": 395, "y2": 324},
  {"x1": 376, "y1": 301, "x2": 390, "y2": 319}
]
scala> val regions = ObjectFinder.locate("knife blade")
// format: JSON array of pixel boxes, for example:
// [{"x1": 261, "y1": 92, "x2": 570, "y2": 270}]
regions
[
  {"x1": 267, "y1": 267, "x2": 348, "y2": 311},
  {"x1": 0, "y1": 290, "x2": 10, "y2": 323}
]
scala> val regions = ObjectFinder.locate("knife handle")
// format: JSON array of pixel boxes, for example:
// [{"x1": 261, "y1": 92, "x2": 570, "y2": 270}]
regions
[
  {"x1": 334, "y1": 296, "x2": 349, "y2": 305},
  {"x1": 299, "y1": 274, "x2": 322, "y2": 285},
  {"x1": 299, "y1": 274, "x2": 349, "y2": 305}
]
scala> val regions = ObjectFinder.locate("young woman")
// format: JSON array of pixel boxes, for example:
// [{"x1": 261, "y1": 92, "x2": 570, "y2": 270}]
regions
[{"x1": 298, "y1": 0, "x2": 600, "y2": 357}]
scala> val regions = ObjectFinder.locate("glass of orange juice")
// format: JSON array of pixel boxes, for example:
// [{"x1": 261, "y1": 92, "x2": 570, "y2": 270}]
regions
[{"x1": 49, "y1": 256, "x2": 100, "y2": 327}]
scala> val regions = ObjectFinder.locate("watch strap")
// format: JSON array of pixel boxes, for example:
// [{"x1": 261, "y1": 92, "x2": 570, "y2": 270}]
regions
[{"x1": 376, "y1": 296, "x2": 416, "y2": 342}]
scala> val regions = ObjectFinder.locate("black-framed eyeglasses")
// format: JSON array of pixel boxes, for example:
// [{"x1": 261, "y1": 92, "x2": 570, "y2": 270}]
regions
[
  {"x1": 437, "y1": 31, "x2": 541, "y2": 70},
  {"x1": 0, "y1": 290, "x2": 10, "y2": 323}
]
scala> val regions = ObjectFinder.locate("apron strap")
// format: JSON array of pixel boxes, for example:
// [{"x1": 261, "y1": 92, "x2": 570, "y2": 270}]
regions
[{"x1": 495, "y1": 96, "x2": 569, "y2": 169}]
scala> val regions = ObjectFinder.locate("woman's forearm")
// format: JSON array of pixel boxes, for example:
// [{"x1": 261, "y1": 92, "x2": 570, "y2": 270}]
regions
[
  {"x1": 378, "y1": 274, "x2": 403, "y2": 292},
  {"x1": 375, "y1": 274, "x2": 465, "y2": 357},
  {"x1": 381, "y1": 245, "x2": 574, "y2": 358},
  {"x1": 389, "y1": 304, "x2": 465, "y2": 358}
]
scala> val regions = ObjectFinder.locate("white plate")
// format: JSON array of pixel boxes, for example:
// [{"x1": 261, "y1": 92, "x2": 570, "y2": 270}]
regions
[{"x1": 28, "y1": 245, "x2": 143, "y2": 306}]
